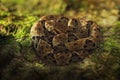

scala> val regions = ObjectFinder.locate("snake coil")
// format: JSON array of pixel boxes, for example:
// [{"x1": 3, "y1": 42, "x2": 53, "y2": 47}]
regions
[{"x1": 30, "y1": 15, "x2": 101, "y2": 66}]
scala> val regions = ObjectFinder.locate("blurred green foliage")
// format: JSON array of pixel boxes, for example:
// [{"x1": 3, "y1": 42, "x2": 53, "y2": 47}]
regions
[{"x1": 0, "y1": 0, "x2": 67, "y2": 15}]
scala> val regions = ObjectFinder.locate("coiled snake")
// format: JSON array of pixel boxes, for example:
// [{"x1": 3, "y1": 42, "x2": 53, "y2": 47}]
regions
[{"x1": 30, "y1": 15, "x2": 102, "y2": 66}]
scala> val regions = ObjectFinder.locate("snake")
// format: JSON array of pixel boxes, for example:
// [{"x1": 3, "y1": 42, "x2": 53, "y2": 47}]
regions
[{"x1": 30, "y1": 15, "x2": 102, "y2": 66}]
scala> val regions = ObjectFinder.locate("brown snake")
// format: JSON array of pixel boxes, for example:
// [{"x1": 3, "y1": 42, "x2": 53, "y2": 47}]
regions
[{"x1": 30, "y1": 15, "x2": 102, "y2": 66}]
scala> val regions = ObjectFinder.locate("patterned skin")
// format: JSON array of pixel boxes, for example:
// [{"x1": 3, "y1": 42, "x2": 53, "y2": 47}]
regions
[{"x1": 30, "y1": 15, "x2": 102, "y2": 66}]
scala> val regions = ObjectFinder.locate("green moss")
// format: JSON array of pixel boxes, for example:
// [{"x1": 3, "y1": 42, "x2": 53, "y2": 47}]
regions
[
  {"x1": 113, "y1": 21, "x2": 120, "y2": 39},
  {"x1": 0, "y1": 0, "x2": 120, "y2": 80},
  {"x1": 103, "y1": 22, "x2": 120, "y2": 55}
]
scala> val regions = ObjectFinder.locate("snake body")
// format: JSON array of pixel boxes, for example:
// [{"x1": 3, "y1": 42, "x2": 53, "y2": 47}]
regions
[{"x1": 30, "y1": 15, "x2": 101, "y2": 66}]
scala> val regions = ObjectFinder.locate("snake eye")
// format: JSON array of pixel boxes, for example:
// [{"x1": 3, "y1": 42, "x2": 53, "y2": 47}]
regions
[
  {"x1": 32, "y1": 36, "x2": 41, "y2": 42},
  {"x1": 32, "y1": 36, "x2": 35, "y2": 40}
]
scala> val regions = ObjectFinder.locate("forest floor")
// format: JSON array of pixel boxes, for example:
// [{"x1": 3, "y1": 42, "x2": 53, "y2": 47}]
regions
[{"x1": 0, "y1": 0, "x2": 120, "y2": 80}]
